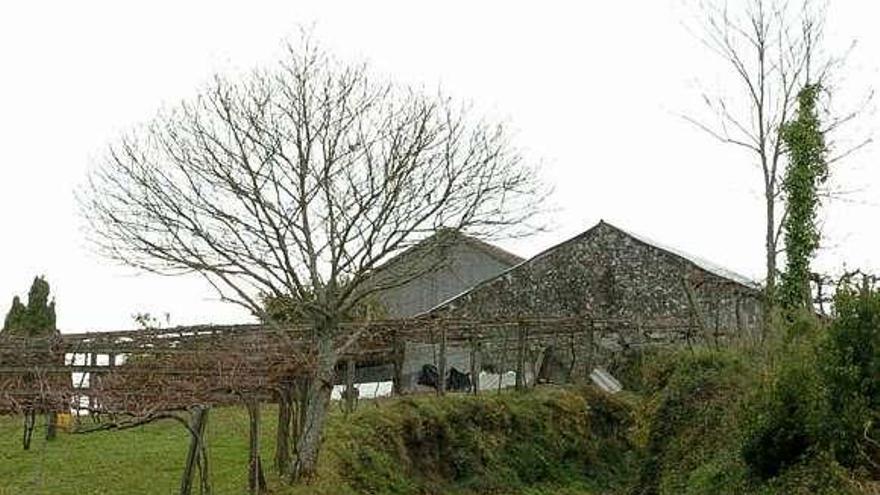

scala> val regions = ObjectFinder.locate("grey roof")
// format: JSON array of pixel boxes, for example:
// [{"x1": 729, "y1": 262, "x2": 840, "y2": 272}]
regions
[
  {"x1": 371, "y1": 229, "x2": 524, "y2": 277},
  {"x1": 456, "y1": 233, "x2": 525, "y2": 267},
  {"x1": 607, "y1": 222, "x2": 760, "y2": 289}
]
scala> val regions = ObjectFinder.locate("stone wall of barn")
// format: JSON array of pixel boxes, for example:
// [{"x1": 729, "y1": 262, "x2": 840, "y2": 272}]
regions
[{"x1": 430, "y1": 222, "x2": 763, "y2": 351}]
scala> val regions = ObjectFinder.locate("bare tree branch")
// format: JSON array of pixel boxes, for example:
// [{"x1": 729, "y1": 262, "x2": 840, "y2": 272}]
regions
[
  {"x1": 79, "y1": 34, "x2": 546, "y2": 480},
  {"x1": 683, "y1": 0, "x2": 870, "y2": 327}
]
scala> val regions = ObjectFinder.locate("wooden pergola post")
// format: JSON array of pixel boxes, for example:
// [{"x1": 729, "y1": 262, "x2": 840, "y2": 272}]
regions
[
  {"x1": 470, "y1": 337, "x2": 481, "y2": 395},
  {"x1": 344, "y1": 358, "x2": 356, "y2": 415},
  {"x1": 437, "y1": 325, "x2": 447, "y2": 396},
  {"x1": 586, "y1": 318, "x2": 595, "y2": 381},
  {"x1": 515, "y1": 321, "x2": 526, "y2": 390},
  {"x1": 391, "y1": 328, "x2": 405, "y2": 396}
]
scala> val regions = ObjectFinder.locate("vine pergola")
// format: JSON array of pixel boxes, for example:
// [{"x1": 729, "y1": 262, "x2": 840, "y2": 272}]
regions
[{"x1": 0, "y1": 315, "x2": 699, "y2": 494}]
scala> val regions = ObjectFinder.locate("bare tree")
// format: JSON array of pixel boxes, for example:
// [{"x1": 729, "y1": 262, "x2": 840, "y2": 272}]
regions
[
  {"x1": 684, "y1": 0, "x2": 871, "y2": 331},
  {"x1": 80, "y1": 37, "x2": 542, "y2": 480}
]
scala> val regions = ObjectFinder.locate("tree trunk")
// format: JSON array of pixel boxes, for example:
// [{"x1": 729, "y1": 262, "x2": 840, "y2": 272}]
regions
[
  {"x1": 246, "y1": 399, "x2": 266, "y2": 494},
  {"x1": 275, "y1": 384, "x2": 292, "y2": 475},
  {"x1": 290, "y1": 336, "x2": 336, "y2": 482},
  {"x1": 764, "y1": 190, "x2": 777, "y2": 340},
  {"x1": 180, "y1": 406, "x2": 210, "y2": 495},
  {"x1": 22, "y1": 410, "x2": 35, "y2": 450}
]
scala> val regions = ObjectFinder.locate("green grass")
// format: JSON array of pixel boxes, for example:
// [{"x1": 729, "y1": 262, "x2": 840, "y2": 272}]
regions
[
  {"x1": 0, "y1": 387, "x2": 633, "y2": 495},
  {"x1": 0, "y1": 405, "x2": 284, "y2": 494}
]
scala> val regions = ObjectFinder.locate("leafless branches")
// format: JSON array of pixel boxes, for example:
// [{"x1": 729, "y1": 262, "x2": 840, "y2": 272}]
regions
[
  {"x1": 80, "y1": 38, "x2": 543, "y2": 328},
  {"x1": 79, "y1": 33, "x2": 545, "y2": 482},
  {"x1": 684, "y1": 0, "x2": 872, "y2": 318}
]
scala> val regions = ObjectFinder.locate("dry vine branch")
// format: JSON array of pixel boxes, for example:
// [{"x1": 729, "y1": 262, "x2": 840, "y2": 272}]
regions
[{"x1": 0, "y1": 315, "x2": 712, "y2": 492}]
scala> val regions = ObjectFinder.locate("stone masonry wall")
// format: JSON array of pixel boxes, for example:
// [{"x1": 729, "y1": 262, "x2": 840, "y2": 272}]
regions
[{"x1": 430, "y1": 222, "x2": 763, "y2": 351}]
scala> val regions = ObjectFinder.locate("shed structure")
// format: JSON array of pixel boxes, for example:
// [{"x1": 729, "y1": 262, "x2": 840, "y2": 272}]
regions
[{"x1": 359, "y1": 229, "x2": 524, "y2": 389}]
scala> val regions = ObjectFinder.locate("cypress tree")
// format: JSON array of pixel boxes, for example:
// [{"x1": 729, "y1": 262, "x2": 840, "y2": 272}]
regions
[
  {"x1": 2, "y1": 276, "x2": 61, "y2": 445},
  {"x1": 2, "y1": 296, "x2": 27, "y2": 333},
  {"x1": 2, "y1": 276, "x2": 57, "y2": 336}
]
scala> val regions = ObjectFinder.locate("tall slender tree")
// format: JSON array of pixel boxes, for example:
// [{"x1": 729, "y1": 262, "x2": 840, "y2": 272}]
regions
[
  {"x1": 685, "y1": 0, "x2": 870, "y2": 334},
  {"x1": 3, "y1": 276, "x2": 56, "y2": 337}
]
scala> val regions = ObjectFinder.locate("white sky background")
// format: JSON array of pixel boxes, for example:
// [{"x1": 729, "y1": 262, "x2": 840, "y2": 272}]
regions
[{"x1": 0, "y1": 1, "x2": 877, "y2": 332}]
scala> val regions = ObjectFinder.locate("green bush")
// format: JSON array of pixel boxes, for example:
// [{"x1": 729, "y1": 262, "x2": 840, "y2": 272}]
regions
[
  {"x1": 741, "y1": 347, "x2": 825, "y2": 480},
  {"x1": 625, "y1": 285, "x2": 880, "y2": 494},
  {"x1": 817, "y1": 280, "x2": 880, "y2": 469},
  {"x1": 756, "y1": 451, "x2": 860, "y2": 495},
  {"x1": 632, "y1": 349, "x2": 752, "y2": 495}
]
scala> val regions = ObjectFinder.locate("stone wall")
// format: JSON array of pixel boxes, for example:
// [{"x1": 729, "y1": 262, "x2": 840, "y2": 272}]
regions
[{"x1": 429, "y1": 222, "x2": 763, "y2": 350}]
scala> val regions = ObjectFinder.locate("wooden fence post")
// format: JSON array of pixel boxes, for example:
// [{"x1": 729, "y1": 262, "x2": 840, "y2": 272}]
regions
[
  {"x1": 515, "y1": 322, "x2": 526, "y2": 390},
  {"x1": 437, "y1": 325, "x2": 447, "y2": 396},
  {"x1": 344, "y1": 358, "x2": 356, "y2": 415},
  {"x1": 470, "y1": 338, "x2": 481, "y2": 395}
]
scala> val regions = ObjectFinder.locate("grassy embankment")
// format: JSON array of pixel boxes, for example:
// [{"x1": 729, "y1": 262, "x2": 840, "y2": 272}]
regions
[{"x1": 0, "y1": 386, "x2": 635, "y2": 495}]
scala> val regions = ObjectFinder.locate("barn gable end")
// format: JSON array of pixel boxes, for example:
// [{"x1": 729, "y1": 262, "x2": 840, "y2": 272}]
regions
[{"x1": 426, "y1": 221, "x2": 763, "y2": 343}]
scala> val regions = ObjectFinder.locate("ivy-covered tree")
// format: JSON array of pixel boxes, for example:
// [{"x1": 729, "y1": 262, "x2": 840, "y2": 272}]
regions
[
  {"x1": 778, "y1": 85, "x2": 828, "y2": 314},
  {"x1": 2, "y1": 276, "x2": 62, "y2": 447}
]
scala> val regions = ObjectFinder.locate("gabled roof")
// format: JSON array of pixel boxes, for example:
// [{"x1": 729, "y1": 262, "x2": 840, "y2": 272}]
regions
[
  {"x1": 609, "y1": 222, "x2": 759, "y2": 289},
  {"x1": 424, "y1": 220, "x2": 761, "y2": 315},
  {"x1": 454, "y1": 232, "x2": 525, "y2": 267},
  {"x1": 370, "y1": 228, "x2": 524, "y2": 278}
]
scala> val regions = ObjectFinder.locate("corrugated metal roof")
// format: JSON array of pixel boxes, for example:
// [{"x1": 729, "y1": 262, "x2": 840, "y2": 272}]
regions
[
  {"x1": 371, "y1": 229, "x2": 524, "y2": 276},
  {"x1": 610, "y1": 222, "x2": 760, "y2": 289}
]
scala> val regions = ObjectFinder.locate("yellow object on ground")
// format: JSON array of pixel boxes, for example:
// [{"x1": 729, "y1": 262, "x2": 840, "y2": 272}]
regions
[{"x1": 56, "y1": 413, "x2": 73, "y2": 432}]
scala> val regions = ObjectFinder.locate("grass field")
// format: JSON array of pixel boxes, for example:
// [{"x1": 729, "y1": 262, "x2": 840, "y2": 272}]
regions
[
  {"x1": 0, "y1": 404, "x2": 292, "y2": 494},
  {"x1": 0, "y1": 388, "x2": 624, "y2": 495}
]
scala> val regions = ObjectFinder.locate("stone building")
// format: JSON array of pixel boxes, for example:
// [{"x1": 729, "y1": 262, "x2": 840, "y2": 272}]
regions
[{"x1": 423, "y1": 221, "x2": 763, "y2": 376}]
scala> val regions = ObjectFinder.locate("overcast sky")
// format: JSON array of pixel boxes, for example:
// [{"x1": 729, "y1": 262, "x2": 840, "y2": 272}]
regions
[{"x1": 1, "y1": 1, "x2": 877, "y2": 332}]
